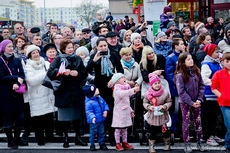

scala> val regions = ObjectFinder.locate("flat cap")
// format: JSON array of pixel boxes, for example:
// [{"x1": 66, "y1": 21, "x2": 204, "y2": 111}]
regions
[
  {"x1": 82, "y1": 28, "x2": 91, "y2": 33},
  {"x1": 30, "y1": 27, "x2": 40, "y2": 33},
  {"x1": 105, "y1": 31, "x2": 117, "y2": 38}
]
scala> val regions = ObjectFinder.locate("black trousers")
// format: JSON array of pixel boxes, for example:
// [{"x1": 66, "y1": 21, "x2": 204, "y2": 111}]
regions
[
  {"x1": 23, "y1": 103, "x2": 31, "y2": 133},
  {"x1": 3, "y1": 111, "x2": 24, "y2": 129},
  {"x1": 32, "y1": 113, "x2": 54, "y2": 142}
]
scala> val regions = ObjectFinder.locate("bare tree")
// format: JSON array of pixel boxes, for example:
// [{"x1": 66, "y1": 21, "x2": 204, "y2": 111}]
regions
[{"x1": 75, "y1": 0, "x2": 106, "y2": 27}]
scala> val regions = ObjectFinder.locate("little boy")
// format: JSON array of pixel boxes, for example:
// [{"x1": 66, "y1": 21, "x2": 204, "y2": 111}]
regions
[
  {"x1": 83, "y1": 84, "x2": 109, "y2": 151},
  {"x1": 211, "y1": 52, "x2": 230, "y2": 153}
]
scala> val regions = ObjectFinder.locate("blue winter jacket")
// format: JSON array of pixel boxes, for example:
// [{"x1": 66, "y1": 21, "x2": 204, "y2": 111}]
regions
[
  {"x1": 165, "y1": 50, "x2": 181, "y2": 97},
  {"x1": 85, "y1": 96, "x2": 109, "y2": 124},
  {"x1": 154, "y1": 40, "x2": 172, "y2": 58}
]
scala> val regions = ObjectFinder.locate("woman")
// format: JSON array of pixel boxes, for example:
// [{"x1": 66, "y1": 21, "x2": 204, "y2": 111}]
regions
[
  {"x1": 129, "y1": 33, "x2": 144, "y2": 64},
  {"x1": 119, "y1": 47, "x2": 143, "y2": 131},
  {"x1": 86, "y1": 37, "x2": 124, "y2": 146},
  {"x1": 139, "y1": 46, "x2": 166, "y2": 97},
  {"x1": 74, "y1": 30, "x2": 86, "y2": 46},
  {"x1": 115, "y1": 19, "x2": 125, "y2": 35},
  {"x1": 0, "y1": 39, "x2": 28, "y2": 149},
  {"x1": 154, "y1": 31, "x2": 172, "y2": 57},
  {"x1": 13, "y1": 36, "x2": 26, "y2": 58},
  {"x1": 122, "y1": 30, "x2": 132, "y2": 47},
  {"x1": 43, "y1": 43, "x2": 57, "y2": 63},
  {"x1": 47, "y1": 39, "x2": 88, "y2": 148},
  {"x1": 24, "y1": 45, "x2": 56, "y2": 146},
  {"x1": 195, "y1": 33, "x2": 212, "y2": 69}
]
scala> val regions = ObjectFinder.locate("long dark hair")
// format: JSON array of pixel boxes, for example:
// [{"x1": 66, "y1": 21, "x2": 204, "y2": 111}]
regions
[{"x1": 174, "y1": 52, "x2": 200, "y2": 83}]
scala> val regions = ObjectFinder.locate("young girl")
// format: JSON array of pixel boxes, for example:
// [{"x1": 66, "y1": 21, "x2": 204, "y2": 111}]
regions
[
  {"x1": 175, "y1": 52, "x2": 206, "y2": 153},
  {"x1": 143, "y1": 73, "x2": 172, "y2": 153},
  {"x1": 201, "y1": 44, "x2": 224, "y2": 146},
  {"x1": 111, "y1": 73, "x2": 139, "y2": 151}
]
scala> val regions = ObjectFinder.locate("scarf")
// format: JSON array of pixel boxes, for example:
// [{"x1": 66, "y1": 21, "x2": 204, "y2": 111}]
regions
[
  {"x1": 147, "y1": 86, "x2": 164, "y2": 106},
  {"x1": 101, "y1": 49, "x2": 114, "y2": 77},
  {"x1": 132, "y1": 43, "x2": 143, "y2": 52},
  {"x1": 123, "y1": 41, "x2": 131, "y2": 47},
  {"x1": 48, "y1": 58, "x2": 54, "y2": 63},
  {"x1": 114, "y1": 83, "x2": 131, "y2": 90},
  {"x1": 27, "y1": 57, "x2": 45, "y2": 70},
  {"x1": 4, "y1": 52, "x2": 13, "y2": 59},
  {"x1": 122, "y1": 58, "x2": 135, "y2": 69}
]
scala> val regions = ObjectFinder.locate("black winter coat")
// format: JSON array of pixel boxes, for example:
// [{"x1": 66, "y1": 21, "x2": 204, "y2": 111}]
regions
[
  {"x1": 0, "y1": 54, "x2": 25, "y2": 113},
  {"x1": 47, "y1": 54, "x2": 87, "y2": 108}
]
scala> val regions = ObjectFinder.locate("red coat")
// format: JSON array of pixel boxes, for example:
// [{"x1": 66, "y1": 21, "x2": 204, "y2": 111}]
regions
[{"x1": 211, "y1": 68, "x2": 230, "y2": 106}]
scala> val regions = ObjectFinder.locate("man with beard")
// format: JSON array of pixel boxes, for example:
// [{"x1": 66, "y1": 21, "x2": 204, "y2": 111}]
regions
[
  {"x1": 182, "y1": 27, "x2": 192, "y2": 51},
  {"x1": 218, "y1": 23, "x2": 230, "y2": 53}
]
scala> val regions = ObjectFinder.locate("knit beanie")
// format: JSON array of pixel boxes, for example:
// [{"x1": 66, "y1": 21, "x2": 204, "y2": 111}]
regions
[
  {"x1": 163, "y1": 6, "x2": 172, "y2": 14},
  {"x1": 82, "y1": 84, "x2": 97, "y2": 98},
  {"x1": 167, "y1": 21, "x2": 176, "y2": 29},
  {"x1": 91, "y1": 37, "x2": 99, "y2": 49},
  {"x1": 156, "y1": 31, "x2": 166, "y2": 40},
  {"x1": 131, "y1": 33, "x2": 141, "y2": 42},
  {"x1": 97, "y1": 9, "x2": 106, "y2": 20},
  {"x1": 148, "y1": 73, "x2": 160, "y2": 86},
  {"x1": 203, "y1": 44, "x2": 217, "y2": 56},
  {"x1": 0, "y1": 39, "x2": 12, "y2": 53},
  {"x1": 195, "y1": 22, "x2": 205, "y2": 33},
  {"x1": 26, "y1": 44, "x2": 40, "y2": 57},
  {"x1": 111, "y1": 73, "x2": 124, "y2": 84},
  {"x1": 76, "y1": 46, "x2": 89, "y2": 56},
  {"x1": 224, "y1": 23, "x2": 230, "y2": 39}
]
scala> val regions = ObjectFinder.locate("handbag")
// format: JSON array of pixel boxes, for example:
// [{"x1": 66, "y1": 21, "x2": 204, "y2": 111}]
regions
[
  {"x1": 0, "y1": 57, "x2": 26, "y2": 94},
  {"x1": 42, "y1": 65, "x2": 62, "y2": 91}
]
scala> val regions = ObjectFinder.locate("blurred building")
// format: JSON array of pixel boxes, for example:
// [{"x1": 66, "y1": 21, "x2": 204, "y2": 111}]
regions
[{"x1": 0, "y1": 0, "x2": 35, "y2": 27}]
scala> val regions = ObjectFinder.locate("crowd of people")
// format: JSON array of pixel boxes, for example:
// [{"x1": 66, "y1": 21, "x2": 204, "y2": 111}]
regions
[{"x1": 0, "y1": 5, "x2": 230, "y2": 153}]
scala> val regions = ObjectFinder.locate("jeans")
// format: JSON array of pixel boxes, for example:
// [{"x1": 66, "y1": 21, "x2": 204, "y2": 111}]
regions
[
  {"x1": 89, "y1": 122, "x2": 105, "y2": 145},
  {"x1": 220, "y1": 106, "x2": 230, "y2": 149}
]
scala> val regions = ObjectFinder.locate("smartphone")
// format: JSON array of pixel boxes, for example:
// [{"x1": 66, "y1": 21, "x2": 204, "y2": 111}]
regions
[
  {"x1": 146, "y1": 21, "x2": 153, "y2": 25},
  {"x1": 100, "y1": 51, "x2": 108, "y2": 56}
]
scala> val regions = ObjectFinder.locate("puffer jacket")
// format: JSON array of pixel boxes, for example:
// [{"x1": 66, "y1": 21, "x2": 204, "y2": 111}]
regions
[
  {"x1": 85, "y1": 96, "x2": 109, "y2": 124},
  {"x1": 25, "y1": 57, "x2": 56, "y2": 117}
]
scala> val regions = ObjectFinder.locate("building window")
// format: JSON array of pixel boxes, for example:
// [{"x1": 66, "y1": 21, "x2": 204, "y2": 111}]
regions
[
  {"x1": 214, "y1": 9, "x2": 230, "y2": 21},
  {"x1": 214, "y1": 0, "x2": 230, "y2": 4}
]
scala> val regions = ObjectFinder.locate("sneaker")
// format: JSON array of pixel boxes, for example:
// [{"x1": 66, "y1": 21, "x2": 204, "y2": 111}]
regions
[
  {"x1": 184, "y1": 143, "x2": 192, "y2": 153},
  {"x1": 122, "y1": 142, "x2": 134, "y2": 150},
  {"x1": 99, "y1": 143, "x2": 108, "y2": 150},
  {"x1": 90, "y1": 144, "x2": 96, "y2": 151},
  {"x1": 197, "y1": 140, "x2": 208, "y2": 152},
  {"x1": 214, "y1": 136, "x2": 225, "y2": 143},
  {"x1": 206, "y1": 136, "x2": 218, "y2": 146},
  {"x1": 116, "y1": 143, "x2": 124, "y2": 151}
]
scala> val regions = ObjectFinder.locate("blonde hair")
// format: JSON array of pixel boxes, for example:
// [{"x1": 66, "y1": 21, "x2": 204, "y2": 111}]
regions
[
  {"x1": 123, "y1": 30, "x2": 132, "y2": 42},
  {"x1": 119, "y1": 47, "x2": 132, "y2": 57},
  {"x1": 139, "y1": 46, "x2": 157, "y2": 70}
]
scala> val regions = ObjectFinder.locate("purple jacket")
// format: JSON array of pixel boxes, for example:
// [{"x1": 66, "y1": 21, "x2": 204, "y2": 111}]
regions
[
  {"x1": 160, "y1": 13, "x2": 173, "y2": 29},
  {"x1": 115, "y1": 24, "x2": 125, "y2": 35},
  {"x1": 175, "y1": 68, "x2": 204, "y2": 106}
]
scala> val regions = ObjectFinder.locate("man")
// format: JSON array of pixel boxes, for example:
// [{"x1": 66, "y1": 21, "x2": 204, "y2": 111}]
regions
[
  {"x1": 182, "y1": 27, "x2": 192, "y2": 46},
  {"x1": 52, "y1": 33, "x2": 63, "y2": 54},
  {"x1": 134, "y1": 22, "x2": 152, "y2": 47},
  {"x1": 167, "y1": 21, "x2": 177, "y2": 31},
  {"x1": 43, "y1": 23, "x2": 58, "y2": 43},
  {"x1": 140, "y1": 14, "x2": 145, "y2": 24},
  {"x1": 205, "y1": 16, "x2": 216, "y2": 40},
  {"x1": 42, "y1": 22, "x2": 52, "y2": 41},
  {"x1": 189, "y1": 25, "x2": 208, "y2": 55},
  {"x1": 31, "y1": 34, "x2": 45, "y2": 57},
  {"x1": 2, "y1": 28, "x2": 11, "y2": 39},
  {"x1": 98, "y1": 26, "x2": 109, "y2": 36},
  {"x1": 12, "y1": 23, "x2": 27, "y2": 41},
  {"x1": 124, "y1": 15, "x2": 131, "y2": 30},
  {"x1": 214, "y1": 17, "x2": 225, "y2": 43},
  {"x1": 30, "y1": 27, "x2": 41, "y2": 35},
  {"x1": 106, "y1": 12, "x2": 113, "y2": 22},
  {"x1": 218, "y1": 23, "x2": 230, "y2": 54},
  {"x1": 105, "y1": 31, "x2": 122, "y2": 58},
  {"x1": 62, "y1": 27, "x2": 72, "y2": 39},
  {"x1": 177, "y1": 16, "x2": 185, "y2": 31},
  {"x1": 82, "y1": 28, "x2": 91, "y2": 44}
]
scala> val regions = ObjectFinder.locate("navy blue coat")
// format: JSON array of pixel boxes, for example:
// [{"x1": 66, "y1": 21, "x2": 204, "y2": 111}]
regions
[
  {"x1": 0, "y1": 54, "x2": 25, "y2": 113},
  {"x1": 85, "y1": 96, "x2": 109, "y2": 124}
]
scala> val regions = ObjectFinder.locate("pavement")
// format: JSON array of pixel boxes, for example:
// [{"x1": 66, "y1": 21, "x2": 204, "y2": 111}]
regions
[{"x1": 0, "y1": 133, "x2": 226, "y2": 152}]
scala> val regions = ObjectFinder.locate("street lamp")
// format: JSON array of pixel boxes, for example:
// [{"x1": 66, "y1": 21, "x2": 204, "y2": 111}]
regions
[{"x1": 43, "y1": 0, "x2": 46, "y2": 32}]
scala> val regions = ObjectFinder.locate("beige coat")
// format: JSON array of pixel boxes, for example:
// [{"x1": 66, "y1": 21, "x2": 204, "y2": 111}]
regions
[
  {"x1": 143, "y1": 90, "x2": 172, "y2": 126},
  {"x1": 121, "y1": 60, "x2": 143, "y2": 86}
]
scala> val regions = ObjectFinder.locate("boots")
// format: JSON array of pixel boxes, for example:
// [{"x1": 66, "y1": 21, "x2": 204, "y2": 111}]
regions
[
  {"x1": 163, "y1": 137, "x2": 170, "y2": 151},
  {"x1": 63, "y1": 132, "x2": 69, "y2": 148},
  {"x1": 5, "y1": 128, "x2": 18, "y2": 149},
  {"x1": 148, "y1": 140, "x2": 156, "y2": 153},
  {"x1": 75, "y1": 135, "x2": 88, "y2": 146},
  {"x1": 14, "y1": 128, "x2": 28, "y2": 146}
]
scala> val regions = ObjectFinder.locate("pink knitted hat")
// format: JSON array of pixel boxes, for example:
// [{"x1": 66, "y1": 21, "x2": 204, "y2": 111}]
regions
[{"x1": 148, "y1": 73, "x2": 160, "y2": 86}]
